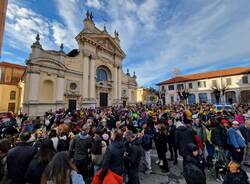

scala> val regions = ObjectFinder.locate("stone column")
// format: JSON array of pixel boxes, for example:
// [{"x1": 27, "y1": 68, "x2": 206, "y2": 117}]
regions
[
  {"x1": 56, "y1": 77, "x2": 64, "y2": 102},
  {"x1": 117, "y1": 67, "x2": 122, "y2": 101},
  {"x1": 29, "y1": 72, "x2": 40, "y2": 102},
  {"x1": 128, "y1": 89, "x2": 132, "y2": 103},
  {"x1": 89, "y1": 58, "x2": 95, "y2": 99},
  {"x1": 113, "y1": 66, "x2": 118, "y2": 100},
  {"x1": 82, "y1": 56, "x2": 89, "y2": 99}
]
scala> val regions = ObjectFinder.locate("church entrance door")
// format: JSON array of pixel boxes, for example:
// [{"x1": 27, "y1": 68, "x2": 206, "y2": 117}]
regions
[
  {"x1": 68, "y1": 100, "x2": 76, "y2": 112},
  {"x1": 100, "y1": 93, "x2": 108, "y2": 107}
]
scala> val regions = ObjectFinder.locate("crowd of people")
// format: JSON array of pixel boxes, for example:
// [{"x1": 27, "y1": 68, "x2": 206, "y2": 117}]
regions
[{"x1": 0, "y1": 103, "x2": 249, "y2": 184}]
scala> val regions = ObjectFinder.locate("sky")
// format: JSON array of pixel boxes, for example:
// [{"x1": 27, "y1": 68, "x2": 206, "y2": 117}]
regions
[{"x1": 2, "y1": 0, "x2": 250, "y2": 87}]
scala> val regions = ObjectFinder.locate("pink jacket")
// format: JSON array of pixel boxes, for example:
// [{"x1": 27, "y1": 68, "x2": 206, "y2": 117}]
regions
[{"x1": 235, "y1": 114, "x2": 245, "y2": 125}]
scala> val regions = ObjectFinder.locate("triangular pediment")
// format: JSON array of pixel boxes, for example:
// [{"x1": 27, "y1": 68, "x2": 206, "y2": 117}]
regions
[
  {"x1": 77, "y1": 32, "x2": 125, "y2": 58},
  {"x1": 90, "y1": 34, "x2": 125, "y2": 56}
]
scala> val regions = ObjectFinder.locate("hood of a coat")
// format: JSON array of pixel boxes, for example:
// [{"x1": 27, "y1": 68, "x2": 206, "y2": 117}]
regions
[
  {"x1": 176, "y1": 125, "x2": 187, "y2": 131},
  {"x1": 131, "y1": 137, "x2": 142, "y2": 145},
  {"x1": 112, "y1": 140, "x2": 124, "y2": 149},
  {"x1": 79, "y1": 132, "x2": 91, "y2": 139}
]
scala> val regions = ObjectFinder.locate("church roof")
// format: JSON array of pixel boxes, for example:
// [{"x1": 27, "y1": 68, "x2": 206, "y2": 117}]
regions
[
  {"x1": 157, "y1": 67, "x2": 250, "y2": 85},
  {"x1": 67, "y1": 49, "x2": 80, "y2": 57}
]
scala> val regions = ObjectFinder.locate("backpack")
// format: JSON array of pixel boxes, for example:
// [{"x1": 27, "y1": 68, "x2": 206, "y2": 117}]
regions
[
  {"x1": 57, "y1": 138, "x2": 69, "y2": 152},
  {"x1": 91, "y1": 137, "x2": 102, "y2": 155}
]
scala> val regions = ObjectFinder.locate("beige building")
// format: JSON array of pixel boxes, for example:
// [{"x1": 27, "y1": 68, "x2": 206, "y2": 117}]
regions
[
  {"x1": 23, "y1": 12, "x2": 137, "y2": 116},
  {"x1": 0, "y1": 62, "x2": 26, "y2": 113},
  {"x1": 137, "y1": 87, "x2": 158, "y2": 104},
  {"x1": 157, "y1": 67, "x2": 250, "y2": 105}
]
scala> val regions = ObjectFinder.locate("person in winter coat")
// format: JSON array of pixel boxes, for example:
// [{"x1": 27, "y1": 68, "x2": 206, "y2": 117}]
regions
[
  {"x1": 0, "y1": 139, "x2": 11, "y2": 184},
  {"x1": 184, "y1": 143, "x2": 206, "y2": 176},
  {"x1": 174, "y1": 122, "x2": 196, "y2": 158},
  {"x1": 154, "y1": 123, "x2": 169, "y2": 172},
  {"x1": 183, "y1": 163, "x2": 206, "y2": 184},
  {"x1": 211, "y1": 118, "x2": 228, "y2": 150},
  {"x1": 124, "y1": 130, "x2": 142, "y2": 184},
  {"x1": 25, "y1": 139, "x2": 55, "y2": 184},
  {"x1": 223, "y1": 161, "x2": 249, "y2": 184},
  {"x1": 100, "y1": 129, "x2": 124, "y2": 182},
  {"x1": 227, "y1": 121, "x2": 246, "y2": 163},
  {"x1": 167, "y1": 118, "x2": 178, "y2": 165},
  {"x1": 239, "y1": 118, "x2": 250, "y2": 167},
  {"x1": 91, "y1": 130, "x2": 107, "y2": 175},
  {"x1": 48, "y1": 129, "x2": 59, "y2": 151},
  {"x1": 141, "y1": 122, "x2": 153, "y2": 174},
  {"x1": 193, "y1": 117, "x2": 207, "y2": 147},
  {"x1": 7, "y1": 131, "x2": 37, "y2": 184},
  {"x1": 69, "y1": 124, "x2": 92, "y2": 181},
  {"x1": 41, "y1": 152, "x2": 85, "y2": 184}
]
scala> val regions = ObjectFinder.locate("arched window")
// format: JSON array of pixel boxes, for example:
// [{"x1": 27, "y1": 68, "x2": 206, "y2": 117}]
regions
[
  {"x1": 10, "y1": 91, "x2": 16, "y2": 100},
  {"x1": 96, "y1": 68, "x2": 108, "y2": 82}
]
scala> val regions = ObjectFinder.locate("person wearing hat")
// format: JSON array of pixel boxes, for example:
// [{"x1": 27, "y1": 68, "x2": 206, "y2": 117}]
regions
[
  {"x1": 69, "y1": 123, "x2": 92, "y2": 182},
  {"x1": 227, "y1": 121, "x2": 246, "y2": 163},
  {"x1": 223, "y1": 161, "x2": 249, "y2": 184},
  {"x1": 184, "y1": 143, "x2": 206, "y2": 176},
  {"x1": 239, "y1": 117, "x2": 250, "y2": 167}
]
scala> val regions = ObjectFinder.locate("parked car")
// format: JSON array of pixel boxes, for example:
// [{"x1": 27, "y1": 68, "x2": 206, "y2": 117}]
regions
[{"x1": 215, "y1": 105, "x2": 234, "y2": 112}]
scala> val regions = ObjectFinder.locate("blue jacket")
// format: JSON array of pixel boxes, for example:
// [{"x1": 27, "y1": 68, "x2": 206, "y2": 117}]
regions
[{"x1": 227, "y1": 128, "x2": 246, "y2": 148}]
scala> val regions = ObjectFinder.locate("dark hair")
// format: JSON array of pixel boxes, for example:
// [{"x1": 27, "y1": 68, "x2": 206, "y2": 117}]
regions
[
  {"x1": 36, "y1": 139, "x2": 55, "y2": 164},
  {"x1": 183, "y1": 163, "x2": 206, "y2": 184},
  {"x1": 0, "y1": 139, "x2": 11, "y2": 153},
  {"x1": 113, "y1": 128, "x2": 123, "y2": 141},
  {"x1": 19, "y1": 131, "x2": 31, "y2": 142},
  {"x1": 49, "y1": 129, "x2": 57, "y2": 138},
  {"x1": 42, "y1": 152, "x2": 73, "y2": 184}
]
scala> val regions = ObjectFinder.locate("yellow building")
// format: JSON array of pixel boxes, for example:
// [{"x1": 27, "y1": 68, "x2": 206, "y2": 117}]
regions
[
  {"x1": 0, "y1": 62, "x2": 26, "y2": 113},
  {"x1": 137, "y1": 87, "x2": 159, "y2": 104}
]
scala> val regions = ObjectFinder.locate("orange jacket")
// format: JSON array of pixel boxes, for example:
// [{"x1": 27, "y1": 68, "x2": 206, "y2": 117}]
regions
[{"x1": 92, "y1": 169, "x2": 122, "y2": 184}]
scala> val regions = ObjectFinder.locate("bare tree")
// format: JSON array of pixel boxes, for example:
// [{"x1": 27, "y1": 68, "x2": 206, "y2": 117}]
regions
[
  {"x1": 177, "y1": 89, "x2": 190, "y2": 105},
  {"x1": 211, "y1": 83, "x2": 228, "y2": 104}
]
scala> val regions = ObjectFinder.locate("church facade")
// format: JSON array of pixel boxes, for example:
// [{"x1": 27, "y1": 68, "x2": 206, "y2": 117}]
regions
[{"x1": 23, "y1": 12, "x2": 138, "y2": 116}]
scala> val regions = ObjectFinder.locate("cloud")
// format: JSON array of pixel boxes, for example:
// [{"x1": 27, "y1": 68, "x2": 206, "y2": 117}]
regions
[
  {"x1": 54, "y1": 0, "x2": 82, "y2": 37},
  {"x1": 103, "y1": 0, "x2": 161, "y2": 52},
  {"x1": 5, "y1": 3, "x2": 53, "y2": 51},
  {"x1": 86, "y1": 0, "x2": 102, "y2": 9},
  {"x1": 4, "y1": 0, "x2": 250, "y2": 87},
  {"x1": 128, "y1": 0, "x2": 250, "y2": 86}
]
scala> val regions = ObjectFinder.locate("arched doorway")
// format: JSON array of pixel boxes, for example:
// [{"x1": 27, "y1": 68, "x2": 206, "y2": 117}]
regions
[
  {"x1": 240, "y1": 90, "x2": 250, "y2": 104},
  {"x1": 225, "y1": 91, "x2": 236, "y2": 104},
  {"x1": 188, "y1": 94, "x2": 196, "y2": 105}
]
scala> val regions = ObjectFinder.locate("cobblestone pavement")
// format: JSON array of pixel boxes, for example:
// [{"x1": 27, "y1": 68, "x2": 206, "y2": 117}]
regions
[{"x1": 139, "y1": 150, "x2": 250, "y2": 184}]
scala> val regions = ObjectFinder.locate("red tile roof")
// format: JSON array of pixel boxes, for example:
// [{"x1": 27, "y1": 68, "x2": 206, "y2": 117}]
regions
[
  {"x1": 0, "y1": 61, "x2": 26, "y2": 70},
  {"x1": 157, "y1": 67, "x2": 250, "y2": 85}
]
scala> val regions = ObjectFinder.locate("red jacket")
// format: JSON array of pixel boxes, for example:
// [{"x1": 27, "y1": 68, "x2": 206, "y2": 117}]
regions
[{"x1": 92, "y1": 169, "x2": 122, "y2": 184}]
